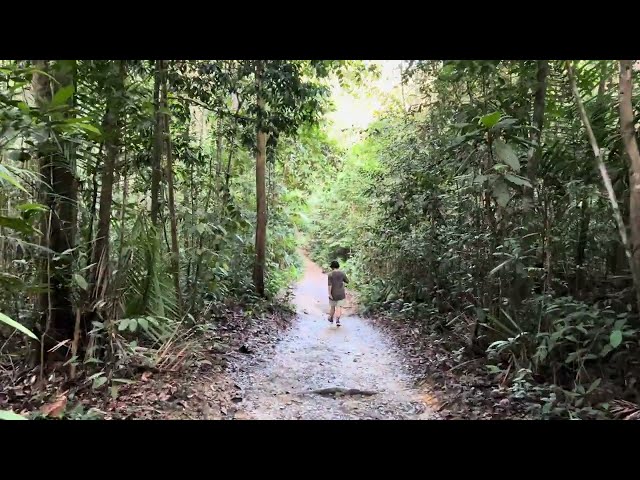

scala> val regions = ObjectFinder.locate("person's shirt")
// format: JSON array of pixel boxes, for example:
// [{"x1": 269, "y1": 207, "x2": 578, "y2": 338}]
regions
[{"x1": 328, "y1": 269, "x2": 349, "y2": 301}]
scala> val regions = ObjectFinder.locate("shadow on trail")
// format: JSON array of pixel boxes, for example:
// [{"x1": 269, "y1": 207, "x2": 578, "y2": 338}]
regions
[{"x1": 232, "y1": 256, "x2": 439, "y2": 420}]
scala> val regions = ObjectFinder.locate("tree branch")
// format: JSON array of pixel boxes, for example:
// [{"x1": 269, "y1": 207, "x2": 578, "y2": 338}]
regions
[{"x1": 567, "y1": 60, "x2": 640, "y2": 315}]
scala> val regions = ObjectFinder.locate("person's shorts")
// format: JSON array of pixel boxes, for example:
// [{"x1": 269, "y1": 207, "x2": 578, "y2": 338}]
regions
[{"x1": 329, "y1": 299, "x2": 345, "y2": 307}]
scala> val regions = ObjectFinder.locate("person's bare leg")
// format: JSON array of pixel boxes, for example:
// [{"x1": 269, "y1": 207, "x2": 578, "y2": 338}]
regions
[
  {"x1": 335, "y1": 305, "x2": 343, "y2": 326},
  {"x1": 328, "y1": 303, "x2": 335, "y2": 323}
]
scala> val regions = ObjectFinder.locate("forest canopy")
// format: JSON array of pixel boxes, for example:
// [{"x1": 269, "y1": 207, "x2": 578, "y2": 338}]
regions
[{"x1": 2, "y1": 60, "x2": 640, "y2": 420}]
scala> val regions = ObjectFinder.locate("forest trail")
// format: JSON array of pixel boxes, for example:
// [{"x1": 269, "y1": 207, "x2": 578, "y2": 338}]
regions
[{"x1": 231, "y1": 256, "x2": 439, "y2": 419}]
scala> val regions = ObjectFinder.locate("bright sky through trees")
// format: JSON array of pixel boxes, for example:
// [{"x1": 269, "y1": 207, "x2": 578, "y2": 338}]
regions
[{"x1": 327, "y1": 60, "x2": 403, "y2": 145}]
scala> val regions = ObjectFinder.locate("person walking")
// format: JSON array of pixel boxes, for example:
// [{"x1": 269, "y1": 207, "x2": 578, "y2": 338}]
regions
[{"x1": 327, "y1": 260, "x2": 349, "y2": 327}]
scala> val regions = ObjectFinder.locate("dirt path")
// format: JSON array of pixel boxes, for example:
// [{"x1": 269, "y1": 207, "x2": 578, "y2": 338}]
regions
[{"x1": 231, "y1": 256, "x2": 439, "y2": 420}]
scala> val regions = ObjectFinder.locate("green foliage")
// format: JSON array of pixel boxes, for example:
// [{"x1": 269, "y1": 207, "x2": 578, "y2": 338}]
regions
[
  {"x1": 0, "y1": 58, "x2": 362, "y2": 409},
  {"x1": 9, "y1": 57, "x2": 637, "y2": 420},
  {"x1": 0, "y1": 410, "x2": 26, "y2": 420},
  {"x1": 0, "y1": 312, "x2": 37, "y2": 340},
  {"x1": 309, "y1": 59, "x2": 640, "y2": 418}
]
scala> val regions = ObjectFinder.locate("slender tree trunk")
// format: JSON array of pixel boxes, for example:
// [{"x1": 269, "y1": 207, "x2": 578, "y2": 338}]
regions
[
  {"x1": 574, "y1": 198, "x2": 590, "y2": 295},
  {"x1": 568, "y1": 61, "x2": 640, "y2": 315},
  {"x1": 150, "y1": 60, "x2": 164, "y2": 227},
  {"x1": 182, "y1": 115, "x2": 193, "y2": 296},
  {"x1": 214, "y1": 116, "x2": 224, "y2": 203},
  {"x1": 598, "y1": 61, "x2": 608, "y2": 98},
  {"x1": 117, "y1": 157, "x2": 129, "y2": 273},
  {"x1": 162, "y1": 64, "x2": 184, "y2": 315},
  {"x1": 86, "y1": 145, "x2": 102, "y2": 264},
  {"x1": 542, "y1": 189, "x2": 552, "y2": 293},
  {"x1": 253, "y1": 61, "x2": 267, "y2": 297},
  {"x1": 574, "y1": 63, "x2": 609, "y2": 294},
  {"x1": 185, "y1": 149, "x2": 194, "y2": 293},
  {"x1": 513, "y1": 62, "x2": 549, "y2": 304},
  {"x1": 32, "y1": 60, "x2": 51, "y2": 365},
  {"x1": 515, "y1": 61, "x2": 533, "y2": 123},
  {"x1": 190, "y1": 99, "x2": 242, "y2": 313},
  {"x1": 189, "y1": 151, "x2": 214, "y2": 315},
  {"x1": 525, "y1": 60, "x2": 549, "y2": 203},
  {"x1": 225, "y1": 95, "x2": 243, "y2": 190},
  {"x1": 619, "y1": 60, "x2": 640, "y2": 309},
  {"x1": 143, "y1": 60, "x2": 166, "y2": 312},
  {"x1": 33, "y1": 60, "x2": 78, "y2": 361},
  {"x1": 90, "y1": 60, "x2": 125, "y2": 301}
]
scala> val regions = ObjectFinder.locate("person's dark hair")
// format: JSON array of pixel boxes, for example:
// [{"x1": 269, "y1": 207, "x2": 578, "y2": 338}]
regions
[{"x1": 330, "y1": 260, "x2": 340, "y2": 269}]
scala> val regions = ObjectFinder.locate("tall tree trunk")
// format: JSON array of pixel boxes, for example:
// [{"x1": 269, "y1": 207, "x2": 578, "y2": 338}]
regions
[
  {"x1": 513, "y1": 61, "x2": 550, "y2": 304},
  {"x1": 574, "y1": 198, "x2": 590, "y2": 294},
  {"x1": 33, "y1": 60, "x2": 78, "y2": 362},
  {"x1": 185, "y1": 144, "x2": 194, "y2": 294},
  {"x1": 117, "y1": 156, "x2": 129, "y2": 273},
  {"x1": 90, "y1": 60, "x2": 125, "y2": 301},
  {"x1": 143, "y1": 60, "x2": 166, "y2": 312},
  {"x1": 525, "y1": 60, "x2": 549, "y2": 203},
  {"x1": 162, "y1": 65, "x2": 184, "y2": 315},
  {"x1": 515, "y1": 61, "x2": 533, "y2": 123},
  {"x1": 32, "y1": 60, "x2": 51, "y2": 365},
  {"x1": 189, "y1": 150, "x2": 214, "y2": 315},
  {"x1": 214, "y1": 116, "x2": 224, "y2": 204},
  {"x1": 86, "y1": 145, "x2": 103, "y2": 264},
  {"x1": 224, "y1": 100, "x2": 242, "y2": 191},
  {"x1": 182, "y1": 114, "x2": 193, "y2": 297},
  {"x1": 574, "y1": 63, "x2": 609, "y2": 293},
  {"x1": 150, "y1": 60, "x2": 165, "y2": 227},
  {"x1": 253, "y1": 61, "x2": 267, "y2": 297},
  {"x1": 568, "y1": 61, "x2": 640, "y2": 315},
  {"x1": 191, "y1": 100, "x2": 242, "y2": 313},
  {"x1": 619, "y1": 59, "x2": 640, "y2": 311},
  {"x1": 598, "y1": 61, "x2": 608, "y2": 98}
]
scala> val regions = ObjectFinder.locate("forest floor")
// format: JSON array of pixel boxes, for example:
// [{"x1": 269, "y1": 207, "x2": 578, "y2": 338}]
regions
[
  {"x1": 367, "y1": 315, "x2": 534, "y2": 419},
  {"x1": 2, "y1": 255, "x2": 527, "y2": 420},
  {"x1": 0, "y1": 301, "x2": 293, "y2": 420},
  {"x1": 230, "y1": 256, "x2": 439, "y2": 419},
  {"x1": 226, "y1": 255, "x2": 530, "y2": 420}
]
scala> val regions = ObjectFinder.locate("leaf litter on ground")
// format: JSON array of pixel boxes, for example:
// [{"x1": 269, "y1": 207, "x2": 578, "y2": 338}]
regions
[{"x1": 0, "y1": 302, "x2": 294, "y2": 420}]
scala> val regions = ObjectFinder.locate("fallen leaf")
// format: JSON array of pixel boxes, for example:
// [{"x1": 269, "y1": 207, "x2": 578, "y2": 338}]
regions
[
  {"x1": 141, "y1": 371, "x2": 152, "y2": 382},
  {"x1": 40, "y1": 394, "x2": 67, "y2": 418}
]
